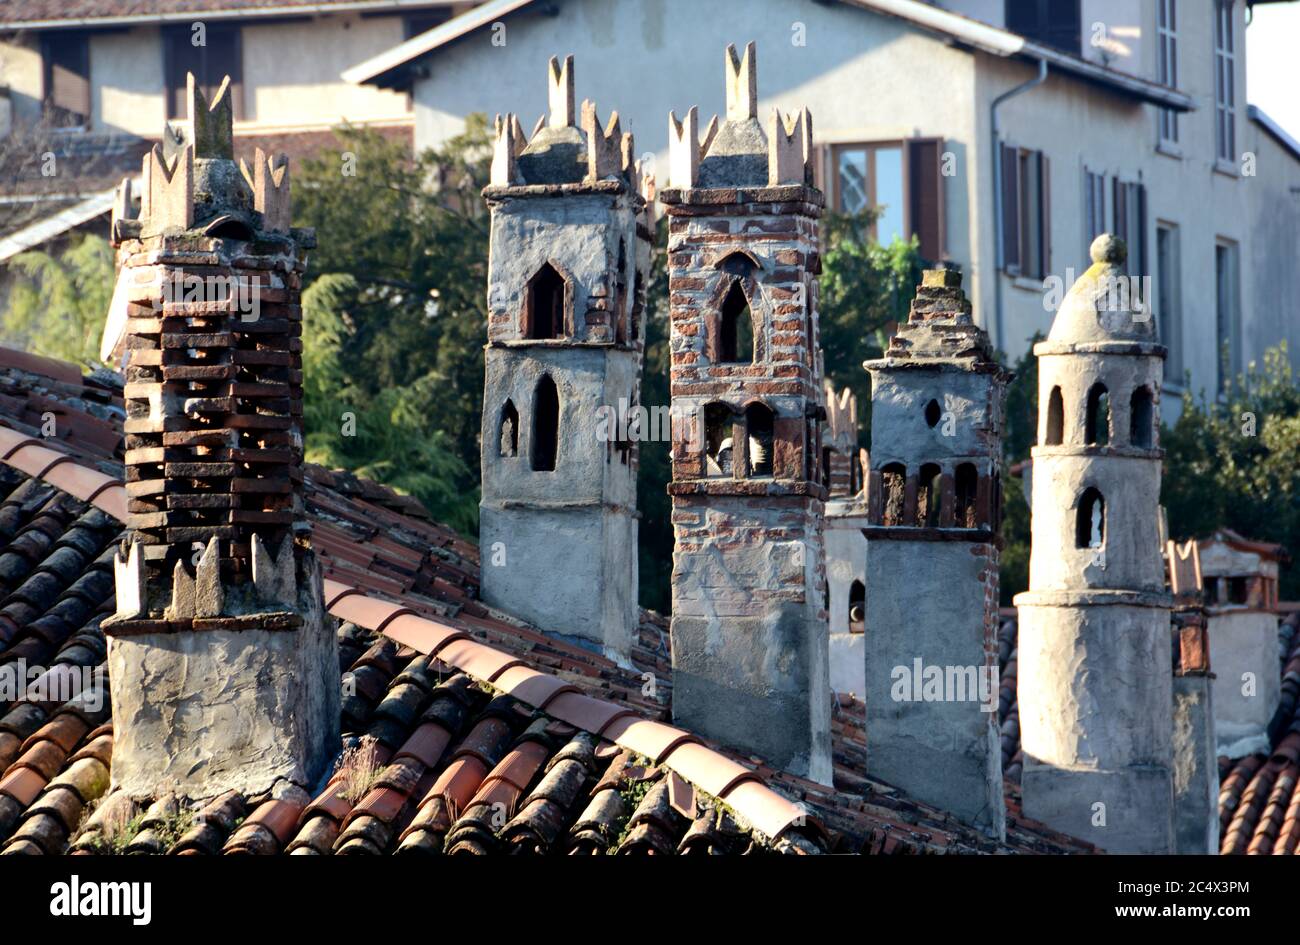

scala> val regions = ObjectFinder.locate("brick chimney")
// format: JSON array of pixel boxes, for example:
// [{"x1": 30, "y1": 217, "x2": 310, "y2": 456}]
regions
[
  {"x1": 1015, "y1": 234, "x2": 1174, "y2": 853},
  {"x1": 1167, "y1": 538, "x2": 1220, "y2": 854},
  {"x1": 103, "y1": 74, "x2": 339, "y2": 798},
  {"x1": 661, "y1": 43, "x2": 831, "y2": 784},
  {"x1": 477, "y1": 56, "x2": 652, "y2": 662},
  {"x1": 861, "y1": 266, "x2": 1009, "y2": 838}
]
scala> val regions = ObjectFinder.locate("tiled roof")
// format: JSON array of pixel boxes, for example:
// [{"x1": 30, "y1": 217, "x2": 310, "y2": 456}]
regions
[
  {"x1": 0, "y1": 348, "x2": 1093, "y2": 854},
  {"x1": 998, "y1": 611, "x2": 1300, "y2": 855},
  {"x1": 0, "y1": 1, "x2": 436, "y2": 28}
]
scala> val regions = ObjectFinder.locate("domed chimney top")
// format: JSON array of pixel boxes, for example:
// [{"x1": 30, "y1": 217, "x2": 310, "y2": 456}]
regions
[{"x1": 1047, "y1": 233, "x2": 1157, "y2": 346}]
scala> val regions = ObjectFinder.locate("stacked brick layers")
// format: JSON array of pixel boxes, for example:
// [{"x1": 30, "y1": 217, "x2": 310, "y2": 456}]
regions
[
  {"x1": 663, "y1": 184, "x2": 830, "y2": 785},
  {"x1": 105, "y1": 229, "x2": 339, "y2": 799},
  {"x1": 117, "y1": 232, "x2": 306, "y2": 609}
]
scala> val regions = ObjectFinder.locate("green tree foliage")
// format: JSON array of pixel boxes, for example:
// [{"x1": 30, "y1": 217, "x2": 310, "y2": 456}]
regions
[
  {"x1": 997, "y1": 340, "x2": 1300, "y2": 603},
  {"x1": 636, "y1": 218, "x2": 673, "y2": 613},
  {"x1": 295, "y1": 120, "x2": 491, "y2": 534},
  {"x1": 1162, "y1": 345, "x2": 1300, "y2": 598},
  {"x1": 2, "y1": 234, "x2": 114, "y2": 365},
  {"x1": 819, "y1": 214, "x2": 923, "y2": 437}
]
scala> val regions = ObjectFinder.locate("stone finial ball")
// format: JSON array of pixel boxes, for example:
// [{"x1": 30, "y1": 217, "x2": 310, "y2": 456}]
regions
[{"x1": 1090, "y1": 233, "x2": 1127, "y2": 265}]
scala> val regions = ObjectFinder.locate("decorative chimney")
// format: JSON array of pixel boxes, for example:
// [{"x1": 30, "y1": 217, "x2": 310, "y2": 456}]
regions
[
  {"x1": 1015, "y1": 234, "x2": 1174, "y2": 853},
  {"x1": 103, "y1": 75, "x2": 339, "y2": 798},
  {"x1": 1198, "y1": 528, "x2": 1286, "y2": 757},
  {"x1": 662, "y1": 43, "x2": 831, "y2": 783},
  {"x1": 822, "y1": 384, "x2": 867, "y2": 695},
  {"x1": 478, "y1": 56, "x2": 652, "y2": 661},
  {"x1": 1167, "y1": 539, "x2": 1219, "y2": 854},
  {"x1": 861, "y1": 265, "x2": 1009, "y2": 837}
]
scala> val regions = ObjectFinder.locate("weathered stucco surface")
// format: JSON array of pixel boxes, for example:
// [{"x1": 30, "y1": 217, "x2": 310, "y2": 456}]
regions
[
  {"x1": 1172, "y1": 674, "x2": 1220, "y2": 855},
  {"x1": 108, "y1": 553, "x2": 339, "y2": 799}
]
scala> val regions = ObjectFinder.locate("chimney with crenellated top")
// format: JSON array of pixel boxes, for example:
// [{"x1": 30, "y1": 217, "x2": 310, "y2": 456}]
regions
[{"x1": 102, "y1": 74, "x2": 339, "y2": 799}]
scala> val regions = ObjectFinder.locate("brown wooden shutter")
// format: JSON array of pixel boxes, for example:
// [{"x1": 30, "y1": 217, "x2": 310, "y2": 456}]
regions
[
  {"x1": 1136, "y1": 183, "x2": 1148, "y2": 278},
  {"x1": 1037, "y1": 151, "x2": 1051, "y2": 278},
  {"x1": 43, "y1": 32, "x2": 90, "y2": 125},
  {"x1": 164, "y1": 24, "x2": 243, "y2": 120},
  {"x1": 1113, "y1": 177, "x2": 1127, "y2": 246},
  {"x1": 1001, "y1": 144, "x2": 1020, "y2": 272},
  {"x1": 904, "y1": 137, "x2": 945, "y2": 263}
]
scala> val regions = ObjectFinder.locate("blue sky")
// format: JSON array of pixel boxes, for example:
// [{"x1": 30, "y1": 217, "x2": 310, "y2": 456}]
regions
[{"x1": 1246, "y1": 3, "x2": 1300, "y2": 142}]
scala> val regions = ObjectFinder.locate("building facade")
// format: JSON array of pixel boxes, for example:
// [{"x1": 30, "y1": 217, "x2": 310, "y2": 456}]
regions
[{"x1": 348, "y1": 0, "x2": 1300, "y2": 406}]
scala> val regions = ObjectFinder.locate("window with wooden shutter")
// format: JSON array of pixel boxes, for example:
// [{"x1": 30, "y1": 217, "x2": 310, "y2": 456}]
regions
[
  {"x1": 1000, "y1": 143, "x2": 1020, "y2": 273},
  {"x1": 164, "y1": 24, "x2": 243, "y2": 121},
  {"x1": 42, "y1": 32, "x2": 91, "y2": 128},
  {"x1": 904, "y1": 137, "x2": 944, "y2": 263}
]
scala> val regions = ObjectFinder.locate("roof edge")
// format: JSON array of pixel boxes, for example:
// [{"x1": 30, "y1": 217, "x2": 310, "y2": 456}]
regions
[
  {"x1": 0, "y1": 0, "x2": 457, "y2": 32},
  {"x1": 1248, "y1": 104, "x2": 1300, "y2": 163}
]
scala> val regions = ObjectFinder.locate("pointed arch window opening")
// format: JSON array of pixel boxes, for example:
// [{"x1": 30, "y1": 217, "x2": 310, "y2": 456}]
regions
[
  {"x1": 498, "y1": 399, "x2": 519, "y2": 458},
  {"x1": 1130, "y1": 385, "x2": 1154, "y2": 448},
  {"x1": 1085, "y1": 382, "x2": 1110, "y2": 446},
  {"x1": 1076, "y1": 487, "x2": 1105, "y2": 550},
  {"x1": 745, "y1": 402, "x2": 775, "y2": 477},
  {"x1": 719, "y1": 279, "x2": 755, "y2": 364},
  {"x1": 848, "y1": 580, "x2": 866, "y2": 632},
  {"x1": 881, "y1": 463, "x2": 906, "y2": 527},
  {"x1": 919, "y1": 463, "x2": 942, "y2": 527},
  {"x1": 955, "y1": 462, "x2": 978, "y2": 528},
  {"x1": 1045, "y1": 386, "x2": 1064, "y2": 445},
  {"x1": 525, "y1": 263, "x2": 566, "y2": 340},
  {"x1": 531, "y1": 375, "x2": 560, "y2": 472}
]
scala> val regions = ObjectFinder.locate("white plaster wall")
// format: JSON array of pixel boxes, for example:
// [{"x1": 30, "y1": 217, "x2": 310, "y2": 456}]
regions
[
  {"x1": 413, "y1": 0, "x2": 980, "y2": 271},
  {"x1": 91, "y1": 27, "x2": 165, "y2": 136},
  {"x1": 241, "y1": 14, "x2": 411, "y2": 129},
  {"x1": 0, "y1": 35, "x2": 45, "y2": 129}
]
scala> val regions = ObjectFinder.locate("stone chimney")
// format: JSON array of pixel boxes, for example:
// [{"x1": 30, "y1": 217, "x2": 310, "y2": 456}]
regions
[
  {"x1": 1167, "y1": 539, "x2": 1220, "y2": 854},
  {"x1": 861, "y1": 265, "x2": 1009, "y2": 838},
  {"x1": 1199, "y1": 529, "x2": 1285, "y2": 757},
  {"x1": 661, "y1": 43, "x2": 831, "y2": 784},
  {"x1": 822, "y1": 384, "x2": 867, "y2": 695},
  {"x1": 103, "y1": 75, "x2": 339, "y2": 798},
  {"x1": 478, "y1": 56, "x2": 651, "y2": 662},
  {"x1": 1015, "y1": 234, "x2": 1174, "y2": 853}
]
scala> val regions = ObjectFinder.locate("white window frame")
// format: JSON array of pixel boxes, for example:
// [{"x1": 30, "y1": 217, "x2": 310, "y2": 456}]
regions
[
  {"x1": 1214, "y1": 0, "x2": 1236, "y2": 165},
  {"x1": 1157, "y1": 0, "x2": 1179, "y2": 145}
]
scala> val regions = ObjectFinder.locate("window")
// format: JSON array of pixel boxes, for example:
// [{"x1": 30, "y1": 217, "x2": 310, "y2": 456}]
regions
[
  {"x1": 919, "y1": 463, "x2": 942, "y2": 527},
  {"x1": 1157, "y1": 0, "x2": 1179, "y2": 143},
  {"x1": 924, "y1": 399, "x2": 941, "y2": 428},
  {"x1": 1084, "y1": 169, "x2": 1106, "y2": 246},
  {"x1": 1156, "y1": 224, "x2": 1183, "y2": 377},
  {"x1": 718, "y1": 281, "x2": 754, "y2": 364},
  {"x1": 531, "y1": 376, "x2": 559, "y2": 472},
  {"x1": 42, "y1": 32, "x2": 91, "y2": 128},
  {"x1": 881, "y1": 463, "x2": 906, "y2": 527},
  {"x1": 1076, "y1": 487, "x2": 1105, "y2": 549},
  {"x1": 164, "y1": 24, "x2": 243, "y2": 121},
  {"x1": 1085, "y1": 383, "x2": 1110, "y2": 446},
  {"x1": 1214, "y1": 0, "x2": 1236, "y2": 163},
  {"x1": 1215, "y1": 239, "x2": 1241, "y2": 391},
  {"x1": 1130, "y1": 387, "x2": 1154, "y2": 448},
  {"x1": 498, "y1": 400, "x2": 519, "y2": 458},
  {"x1": 744, "y1": 403, "x2": 774, "y2": 477},
  {"x1": 1045, "y1": 386, "x2": 1064, "y2": 445},
  {"x1": 1006, "y1": 0, "x2": 1082, "y2": 54},
  {"x1": 831, "y1": 139, "x2": 945, "y2": 261},
  {"x1": 1112, "y1": 180, "x2": 1147, "y2": 283},
  {"x1": 1001, "y1": 146, "x2": 1050, "y2": 279},
  {"x1": 955, "y1": 463, "x2": 978, "y2": 528},
  {"x1": 614, "y1": 239, "x2": 628, "y2": 346},
  {"x1": 524, "y1": 263, "x2": 566, "y2": 340}
]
